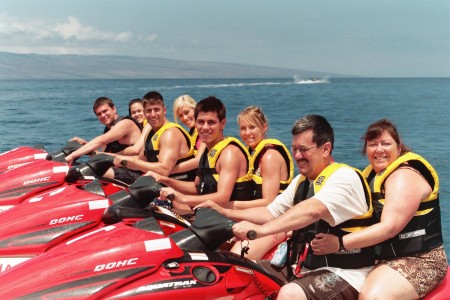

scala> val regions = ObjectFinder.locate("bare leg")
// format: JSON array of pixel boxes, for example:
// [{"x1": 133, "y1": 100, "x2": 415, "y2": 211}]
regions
[
  {"x1": 277, "y1": 282, "x2": 307, "y2": 300},
  {"x1": 230, "y1": 232, "x2": 285, "y2": 260},
  {"x1": 359, "y1": 264, "x2": 419, "y2": 300}
]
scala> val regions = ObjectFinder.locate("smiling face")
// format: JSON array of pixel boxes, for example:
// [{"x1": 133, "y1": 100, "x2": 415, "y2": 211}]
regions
[
  {"x1": 366, "y1": 130, "x2": 401, "y2": 173},
  {"x1": 291, "y1": 129, "x2": 332, "y2": 180},
  {"x1": 238, "y1": 117, "x2": 267, "y2": 150},
  {"x1": 195, "y1": 111, "x2": 226, "y2": 149},
  {"x1": 144, "y1": 101, "x2": 166, "y2": 130},
  {"x1": 129, "y1": 102, "x2": 145, "y2": 124},
  {"x1": 177, "y1": 105, "x2": 196, "y2": 129},
  {"x1": 94, "y1": 104, "x2": 117, "y2": 127}
]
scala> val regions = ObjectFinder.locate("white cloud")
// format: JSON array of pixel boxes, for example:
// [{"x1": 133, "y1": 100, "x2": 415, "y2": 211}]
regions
[
  {"x1": 0, "y1": 13, "x2": 156, "y2": 54},
  {"x1": 54, "y1": 16, "x2": 133, "y2": 42}
]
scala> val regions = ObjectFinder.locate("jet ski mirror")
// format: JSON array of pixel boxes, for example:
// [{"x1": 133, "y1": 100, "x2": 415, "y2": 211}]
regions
[
  {"x1": 45, "y1": 141, "x2": 83, "y2": 162},
  {"x1": 171, "y1": 208, "x2": 236, "y2": 251},
  {"x1": 102, "y1": 175, "x2": 164, "y2": 224},
  {"x1": 129, "y1": 175, "x2": 164, "y2": 208},
  {"x1": 65, "y1": 153, "x2": 115, "y2": 183}
]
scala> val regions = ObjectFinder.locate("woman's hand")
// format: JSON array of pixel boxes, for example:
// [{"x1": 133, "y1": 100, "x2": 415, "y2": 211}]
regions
[
  {"x1": 160, "y1": 187, "x2": 181, "y2": 202},
  {"x1": 195, "y1": 199, "x2": 221, "y2": 210},
  {"x1": 113, "y1": 155, "x2": 127, "y2": 168},
  {"x1": 70, "y1": 137, "x2": 88, "y2": 145},
  {"x1": 232, "y1": 221, "x2": 261, "y2": 241},
  {"x1": 311, "y1": 233, "x2": 339, "y2": 255},
  {"x1": 144, "y1": 170, "x2": 162, "y2": 182}
]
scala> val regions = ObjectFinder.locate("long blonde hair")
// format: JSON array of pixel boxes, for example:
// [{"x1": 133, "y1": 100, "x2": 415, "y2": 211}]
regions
[{"x1": 173, "y1": 95, "x2": 197, "y2": 124}]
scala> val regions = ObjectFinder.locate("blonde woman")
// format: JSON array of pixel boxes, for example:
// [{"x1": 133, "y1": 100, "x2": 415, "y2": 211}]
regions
[
  {"x1": 171, "y1": 95, "x2": 206, "y2": 174},
  {"x1": 229, "y1": 106, "x2": 294, "y2": 259}
]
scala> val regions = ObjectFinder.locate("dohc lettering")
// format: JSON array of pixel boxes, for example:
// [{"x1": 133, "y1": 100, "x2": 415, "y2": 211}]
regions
[
  {"x1": 94, "y1": 258, "x2": 138, "y2": 272},
  {"x1": 8, "y1": 163, "x2": 27, "y2": 170},
  {"x1": 49, "y1": 215, "x2": 84, "y2": 225},
  {"x1": 23, "y1": 177, "x2": 50, "y2": 185}
]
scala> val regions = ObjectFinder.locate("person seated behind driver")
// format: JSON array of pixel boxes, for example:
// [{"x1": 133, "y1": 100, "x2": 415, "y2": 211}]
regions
[
  {"x1": 147, "y1": 96, "x2": 254, "y2": 209},
  {"x1": 310, "y1": 119, "x2": 447, "y2": 299},
  {"x1": 226, "y1": 106, "x2": 294, "y2": 260},
  {"x1": 196, "y1": 115, "x2": 375, "y2": 300},
  {"x1": 168, "y1": 95, "x2": 206, "y2": 175},
  {"x1": 65, "y1": 97, "x2": 142, "y2": 165},
  {"x1": 103, "y1": 91, "x2": 196, "y2": 185},
  {"x1": 128, "y1": 98, "x2": 147, "y2": 129}
]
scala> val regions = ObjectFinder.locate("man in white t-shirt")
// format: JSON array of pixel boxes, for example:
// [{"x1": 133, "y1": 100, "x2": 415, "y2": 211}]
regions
[{"x1": 197, "y1": 115, "x2": 374, "y2": 300}]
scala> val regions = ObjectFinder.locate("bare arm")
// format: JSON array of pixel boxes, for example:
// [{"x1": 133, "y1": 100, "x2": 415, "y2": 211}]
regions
[
  {"x1": 65, "y1": 119, "x2": 137, "y2": 163},
  {"x1": 146, "y1": 171, "x2": 199, "y2": 195},
  {"x1": 118, "y1": 127, "x2": 185, "y2": 176},
  {"x1": 165, "y1": 145, "x2": 246, "y2": 207},
  {"x1": 121, "y1": 123, "x2": 151, "y2": 156},
  {"x1": 228, "y1": 148, "x2": 286, "y2": 209},
  {"x1": 195, "y1": 199, "x2": 276, "y2": 224},
  {"x1": 233, "y1": 198, "x2": 331, "y2": 240},
  {"x1": 170, "y1": 142, "x2": 206, "y2": 173}
]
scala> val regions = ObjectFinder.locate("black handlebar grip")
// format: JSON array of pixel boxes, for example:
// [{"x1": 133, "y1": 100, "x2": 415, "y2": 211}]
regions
[{"x1": 247, "y1": 230, "x2": 257, "y2": 240}]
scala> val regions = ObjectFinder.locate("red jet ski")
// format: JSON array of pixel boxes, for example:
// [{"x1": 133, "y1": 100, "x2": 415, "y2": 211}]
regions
[
  {"x1": 0, "y1": 208, "x2": 281, "y2": 299},
  {"x1": 0, "y1": 141, "x2": 83, "y2": 174},
  {"x1": 0, "y1": 153, "x2": 125, "y2": 213},
  {"x1": 0, "y1": 175, "x2": 190, "y2": 273},
  {"x1": 0, "y1": 145, "x2": 47, "y2": 173}
]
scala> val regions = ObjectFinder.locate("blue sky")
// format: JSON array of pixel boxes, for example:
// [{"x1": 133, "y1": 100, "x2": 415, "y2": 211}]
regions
[{"x1": 1, "y1": 0, "x2": 449, "y2": 77}]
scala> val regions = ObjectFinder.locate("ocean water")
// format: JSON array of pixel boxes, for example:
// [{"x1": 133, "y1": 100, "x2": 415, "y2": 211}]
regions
[{"x1": 0, "y1": 77, "x2": 449, "y2": 257}]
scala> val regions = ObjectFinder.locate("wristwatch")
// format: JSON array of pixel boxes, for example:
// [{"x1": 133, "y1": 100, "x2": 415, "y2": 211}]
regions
[
  {"x1": 338, "y1": 235, "x2": 347, "y2": 252},
  {"x1": 120, "y1": 159, "x2": 128, "y2": 167}
]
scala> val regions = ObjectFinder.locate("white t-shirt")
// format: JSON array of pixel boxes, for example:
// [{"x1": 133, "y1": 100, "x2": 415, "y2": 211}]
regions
[{"x1": 267, "y1": 165, "x2": 373, "y2": 292}]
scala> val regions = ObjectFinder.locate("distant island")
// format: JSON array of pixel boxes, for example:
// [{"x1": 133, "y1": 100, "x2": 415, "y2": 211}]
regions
[{"x1": 0, "y1": 52, "x2": 345, "y2": 80}]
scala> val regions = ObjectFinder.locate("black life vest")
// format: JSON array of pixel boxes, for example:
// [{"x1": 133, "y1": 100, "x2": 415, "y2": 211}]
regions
[
  {"x1": 104, "y1": 116, "x2": 141, "y2": 153},
  {"x1": 287, "y1": 163, "x2": 375, "y2": 273}
]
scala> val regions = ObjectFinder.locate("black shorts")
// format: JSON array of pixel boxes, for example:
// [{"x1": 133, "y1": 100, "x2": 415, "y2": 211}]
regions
[{"x1": 112, "y1": 167, "x2": 143, "y2": 185}]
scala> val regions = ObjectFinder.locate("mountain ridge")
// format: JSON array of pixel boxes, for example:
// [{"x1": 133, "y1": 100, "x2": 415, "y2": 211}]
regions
[{"x1": 0, "y1": 52, "x2": 345, "y2": 80}]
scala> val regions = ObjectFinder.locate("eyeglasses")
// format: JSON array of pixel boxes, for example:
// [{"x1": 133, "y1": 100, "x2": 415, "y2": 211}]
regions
[{"x1": 290, "y1": 145, "x2": 317, "y2": 155}]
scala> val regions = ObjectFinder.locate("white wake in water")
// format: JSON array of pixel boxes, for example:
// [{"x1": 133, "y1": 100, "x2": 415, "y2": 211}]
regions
[
  {"x1": 160, "y1": 75, "x2": 331, "y2": 90},
  {"x1": 168, "y1": 77, "x2": 329, "y2": 90},
  {"x1": 293, "y1": 75, "x2": 329, "y2": 84}
]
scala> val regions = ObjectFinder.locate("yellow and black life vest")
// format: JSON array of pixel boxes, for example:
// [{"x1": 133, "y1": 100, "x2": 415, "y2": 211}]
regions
[
  {"x1": 250, "y1": 139, "x2": 294, "y2": 199},
  {"x1": 144, "y1": 122, "x2": 196, "y2": 181},
  {"x1": 189, "y1": 127, "x2": 201, "y2": 155},
  {"x1": 197, "y1": 137, "x2": 254, "y2": 201},
  {"x1": 288, "y1": 163, "x2": 374, "y2": 270},
  {"x1": 362, "y1": 152, "x2": 442, "y2": 258}
]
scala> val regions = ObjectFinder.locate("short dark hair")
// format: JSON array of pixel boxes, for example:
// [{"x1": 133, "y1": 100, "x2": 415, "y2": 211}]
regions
[
  {"x1": 93, "y1": 97, "x2": 114, "y2": 113},
  {"x1": 361, "y1": 119, "x2": 410, "y2": 155},
  {"x1": 143, "y1": 91, "x2": 164, "y2": 107},
  {"x1": 291, "y1": 115, "x2": 334, "y2": 152},
  {"x1": 194, "y1": 96, "x2": 226, "y2": 122}
]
